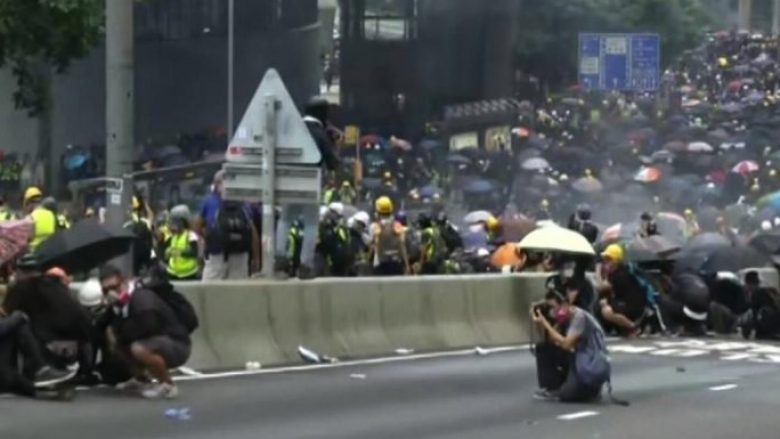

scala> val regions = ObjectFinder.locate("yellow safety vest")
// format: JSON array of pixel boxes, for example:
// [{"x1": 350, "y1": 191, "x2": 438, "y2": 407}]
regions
[
  {"x1": 167, "y1": 231, "x2": 199, "y2": 278},
  {"x1": 30, "y1": 207, "x2": 56, "y2": 250}
]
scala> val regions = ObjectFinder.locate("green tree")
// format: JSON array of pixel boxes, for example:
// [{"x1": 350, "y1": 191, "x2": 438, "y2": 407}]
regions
[
  {"x1": 0, "y1": 0, "x2": 103, "y2": 115},
  {"x1": 515, "y1": 0, "x2": 715, "y2": 90}
]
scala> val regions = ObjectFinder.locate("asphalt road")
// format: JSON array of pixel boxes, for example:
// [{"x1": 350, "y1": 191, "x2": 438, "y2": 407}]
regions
[{"x1": 1, "y1": 339, "x2": 779, "y2": 439}]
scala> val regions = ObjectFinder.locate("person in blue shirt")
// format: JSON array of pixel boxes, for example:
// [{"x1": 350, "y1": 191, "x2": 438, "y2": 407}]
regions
[{"x1": 196, "y1": 171, "x2": 261, "y2": 280}]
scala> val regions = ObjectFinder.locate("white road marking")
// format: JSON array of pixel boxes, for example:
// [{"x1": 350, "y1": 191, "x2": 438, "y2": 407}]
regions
[
  {"x1": 557, "y1": 411, "x2": 599, "y2": 421},
  {"x1": 174, "y1": 345, "x2": 530, "y2": 382},
  {"x1": 709, "y1": 384, "x2": 738, "y2": 392},
  {"x1": 610, "y1": 345, "x2": 656, "y2": 354}
]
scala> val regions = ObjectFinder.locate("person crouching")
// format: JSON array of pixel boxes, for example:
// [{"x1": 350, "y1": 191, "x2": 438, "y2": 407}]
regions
[{"x1": 99, "y1": 265, "x2": 191, "y2": 399}]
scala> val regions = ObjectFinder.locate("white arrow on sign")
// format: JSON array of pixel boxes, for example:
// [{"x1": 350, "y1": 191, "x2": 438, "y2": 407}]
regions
[{"x1": 225, "y1": 68, "x2": 322, "y2": 166}]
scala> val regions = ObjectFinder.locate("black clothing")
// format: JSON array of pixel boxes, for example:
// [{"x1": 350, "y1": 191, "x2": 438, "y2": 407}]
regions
[
  {"x1": 110, "y1": 287, "x2": 190, "y2": 347},
  {"x1": 0, "y1": 314, "x2": 45, "y2": 397},
  {"x1": 3, "y1": 276, "x2": 92, "y2": 345},
  {"x1": 304, "y1": 117, "x2": 340, "y2": 171}
]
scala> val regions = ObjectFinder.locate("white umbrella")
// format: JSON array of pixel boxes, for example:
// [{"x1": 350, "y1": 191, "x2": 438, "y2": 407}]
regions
[
  {"x1": 521, "y1": 157, "x2": 550, "y2": 171},
  {"x1": 687, "y1": 141, "x2": 714, "y2": 153},
  {"x1": 519, "y1": 226, "x2": 596, "y2": 255},
  {"x1": 464, "y1": 210, "x2": 494, "y2": 224}
]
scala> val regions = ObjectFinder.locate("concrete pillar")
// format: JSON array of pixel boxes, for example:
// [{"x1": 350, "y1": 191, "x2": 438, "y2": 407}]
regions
[
  {"x1": 773, "y1": 0, "x2": 780, "y2": 35},
  {"x1": 739, "y1": 0, "x2": 753, "y2": 31}
]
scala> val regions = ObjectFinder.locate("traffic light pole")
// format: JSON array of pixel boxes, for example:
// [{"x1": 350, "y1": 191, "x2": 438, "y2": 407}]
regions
[
  {"x1": 261, "y1": 94, "x2": 278, "y2": 277},
  {"x1": 106, "y1": 0, "x2": 135, "y2": 274}
]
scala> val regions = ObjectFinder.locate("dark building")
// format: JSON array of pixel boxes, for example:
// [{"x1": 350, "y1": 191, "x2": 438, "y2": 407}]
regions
[
  {"x1": 0, "y1": 0, "x2": 322, "y2": 186},
  {"x1": 339, "y1": 0, "x2": 518, "y2": 138}
]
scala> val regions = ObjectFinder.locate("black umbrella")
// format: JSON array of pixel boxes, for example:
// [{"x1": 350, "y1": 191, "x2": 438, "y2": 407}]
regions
[
  {"x1": 34, "y1": 222, "x2": 136, "y2": 273},
  {"x1": 626, "y1": 236, "x2": 681, "y2": 263},
  {"x1": 750, "y1": 232, "x2": 780, "y2": 255}
]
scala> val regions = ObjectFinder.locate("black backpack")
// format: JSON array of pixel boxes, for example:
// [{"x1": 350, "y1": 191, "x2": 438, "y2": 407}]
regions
[
  {"x1": 214, "y1": 201, "x2": 251, "y2": 255},
  {"x1": 139, "y1": 267, "x2": 199, "y2": 334}
]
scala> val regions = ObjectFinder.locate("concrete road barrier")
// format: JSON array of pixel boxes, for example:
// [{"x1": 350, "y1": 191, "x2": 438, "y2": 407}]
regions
[{"x1": 178, "y1": 274, "x2": 550, "y2": 371}]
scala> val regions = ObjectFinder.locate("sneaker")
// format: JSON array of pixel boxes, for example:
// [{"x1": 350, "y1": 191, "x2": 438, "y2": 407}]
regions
[
  {"x1": 116, "y1": 378, "x2": 150, "y2": 392},
  {"x1": 34, "y1": 366, "x2": 77, "y2": 388},
  {"x1": 533, "y1": 389, "x2": 557, "y2": 401},
  {"x1": 141, "y1": 383, "x2": 179, "y2": 399}
]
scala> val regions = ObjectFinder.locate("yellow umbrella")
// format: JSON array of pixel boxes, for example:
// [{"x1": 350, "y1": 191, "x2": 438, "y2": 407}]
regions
[{"x1": 519, "y1": 226, "x2": 596, "y2": 255}]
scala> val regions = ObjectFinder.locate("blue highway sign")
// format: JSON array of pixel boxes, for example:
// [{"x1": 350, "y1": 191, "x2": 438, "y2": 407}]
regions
[{"x1": 578, "y1": 33, "x2": 661, "y2": 92}]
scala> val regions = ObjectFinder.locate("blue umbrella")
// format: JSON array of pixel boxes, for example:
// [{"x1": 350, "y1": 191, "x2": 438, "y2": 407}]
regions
[
  {"x1": 419, "y1": 185, "x2": 440, "y2": 198},
  {"x1": 65, "y1": 153, "x2": 89, "y2": 171},
  {"x1": 462, "y1": 229, "x2": 488, "y2": 251},
  {"x1": 462, "y1": 179, "x2": 494, "y2": 194},
  {"x1": 419, "y1": 139, "x2": 442, "y2": 150}
]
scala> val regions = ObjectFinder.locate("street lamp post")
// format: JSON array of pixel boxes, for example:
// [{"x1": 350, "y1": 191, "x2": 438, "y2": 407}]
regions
[{"x1": 227, "y1": 0, "x2": 235, "y2": 142}]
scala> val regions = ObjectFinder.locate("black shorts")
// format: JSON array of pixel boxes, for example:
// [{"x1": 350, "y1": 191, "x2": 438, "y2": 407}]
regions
[{"x1": 136, "y1": 336, "x2": 191, "y2": 368}]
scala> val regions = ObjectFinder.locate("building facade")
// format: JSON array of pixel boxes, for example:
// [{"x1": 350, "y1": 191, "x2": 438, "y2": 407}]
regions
[
  {"x1": 0, "y1": 0, "x2": 322, "y2": 186},
  {"x1": 339, "y1": 0, "x2": 518, "y2": 137}
]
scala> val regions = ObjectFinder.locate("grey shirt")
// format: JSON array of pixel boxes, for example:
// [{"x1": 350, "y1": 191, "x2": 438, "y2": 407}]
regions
[{"x1": 566, "y1": 307, "x2": 605, "y2": 354}]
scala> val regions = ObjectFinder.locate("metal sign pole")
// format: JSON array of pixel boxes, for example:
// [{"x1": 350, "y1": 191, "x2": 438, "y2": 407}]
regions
[{"x1": 261, "y1": 94, "x2": 278, "y2": 277}]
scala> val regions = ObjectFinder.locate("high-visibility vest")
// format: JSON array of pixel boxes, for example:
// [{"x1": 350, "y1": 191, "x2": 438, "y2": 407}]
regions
[
  {"x1": 30, "y1": 207, "x2": 56, "y2": 250},
  {"x1": 287, "y1": 227, "x2": 303, "y2": 258},
  {"x1": 167, "y1": 231, "x2": 199, "y2": 278},
  {"x1": 0, "y1": 208, "x2": 14, "y2": 222}
]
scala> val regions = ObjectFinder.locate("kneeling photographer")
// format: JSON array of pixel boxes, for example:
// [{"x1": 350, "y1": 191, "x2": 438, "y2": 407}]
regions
[{"x1": 532, "y1": 290, "x2": 620, "y2": 404}]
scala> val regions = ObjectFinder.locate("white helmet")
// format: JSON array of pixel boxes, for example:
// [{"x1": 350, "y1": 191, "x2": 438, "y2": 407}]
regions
[
  {"x1": 78, "y1": 279, "x2": 104, "y2": 307},
  {"x1": 170, "y1": 204, "x2": 192, "y2": 222},
  {"x1": 352, "y1": 211, "x2": 370, "y2": 227},
  {"x1": 328, "y1": 202, "x2": 345, "y2": 216}
]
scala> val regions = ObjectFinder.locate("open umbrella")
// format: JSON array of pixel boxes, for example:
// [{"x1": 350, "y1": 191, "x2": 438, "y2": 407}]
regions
[
  {"x1": 687, "y1": 141, "x2": 714, "y2": 153},
  {"x1": 634, "y1": 166, "x2": 663, "y2": 183},
  {"x1": 664, "y1": 140, "x2": 687, "y2": 152},
  {"x1": 0, "y1": 220, "x2": 34, "y2": 267},
  {"x1": 521, "y1": 157, "x2": 550, "y2": 171},
  {"x1": 462, "y1": 179, "x2": 495, "y2": 194},
  {"x1": 732, "y1": 160, "x2": 759, "y2": 175},
  {"x1": 626, "y1": 235, "x2": 681, "y2": 263},
  {"x1": 34, "y1": 222, "x2": 136, "y2": 273},
  {"x1": 519, "y1": 226, "x2": 595, "y2": 255},
  {"x1": 490, "y1": 243, "x2": 523, "y2": 270},
  {"x1": 447, "y1": 154, "x2": 471, "y2": 165},
  {"x1": 572, "y1": 176, "x2": 603, "y2": 193},
  {"x1": 464, "y1": 210, "x2": 494, "y2": 224},
  {"x1": 750, "y1": 232, "x2": 780, "y2": 256}
]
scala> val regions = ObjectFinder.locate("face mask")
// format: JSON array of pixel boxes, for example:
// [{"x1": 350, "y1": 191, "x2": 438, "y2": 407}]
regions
[
  {"x1": 555, "y1": 308, "x2": 571, "y2": 325},
  {"x1": 562, "y1": 268, "x2": 574, "y2": 278}
]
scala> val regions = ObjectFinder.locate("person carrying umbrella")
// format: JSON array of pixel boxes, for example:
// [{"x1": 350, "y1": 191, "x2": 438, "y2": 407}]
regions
[{"x1": 24, "y1": 187, "x2": 56, "y2": 251}]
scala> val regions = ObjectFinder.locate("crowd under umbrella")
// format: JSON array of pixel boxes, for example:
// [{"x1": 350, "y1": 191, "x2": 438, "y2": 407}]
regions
[
  {"x1": 521, "y1": 157, "x2": 550, "y2": 171},
  {"x1": 463, "y1": 210, "x2": 494, "y2": 225},
  {"x1": 749, "y1": 231, "x2": 780, "y2": 257},
  {"x1": 676, "y1": 243, "x2": 771, "y2": 275},
  {"x1": 462, "y1": 179, "x2": 496, "y2": 195},
  {"x1": 34, "y1": 222, "x2": 136, "y2": 274},
  {"x1": 519, "y1": 225, "x2": 596, "y2": 256},
  {"x1": 571, "y1": 175, "x2": 603, "y2": 194},
  {"x1": 625, "y1": 235, "x2": 681, "y2": 263}
]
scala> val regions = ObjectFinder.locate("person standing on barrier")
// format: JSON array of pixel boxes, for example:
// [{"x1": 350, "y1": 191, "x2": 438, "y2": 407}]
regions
[{"x1": 531, "y1": 291, "x2": 609, "y2": 403}]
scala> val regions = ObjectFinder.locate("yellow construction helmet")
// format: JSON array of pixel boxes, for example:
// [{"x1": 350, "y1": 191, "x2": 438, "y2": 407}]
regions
[
  {"x1": 24, "y1": 187, "x2": 42, "y2": 202},
  {"x1": 375, "y1": 196, "x2": 394, "y2": 215},
  {"x1": 486, "y1": 216, "x2": 500, "y2": 233},
  {"x1": 718, "y1": 57, "x2": 729, "y2": 68},
  {"x1": 601, "y1": 244, "x2": 625, "y2": 263}
]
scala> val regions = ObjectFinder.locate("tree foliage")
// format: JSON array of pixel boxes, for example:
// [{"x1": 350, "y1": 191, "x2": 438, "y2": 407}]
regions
[
  {"x1": 515, "y1": 0, "x2": 716, "y2": 89},
  {"x1": 0, "y1": 0, "x2": 103, "y2": 115}
]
